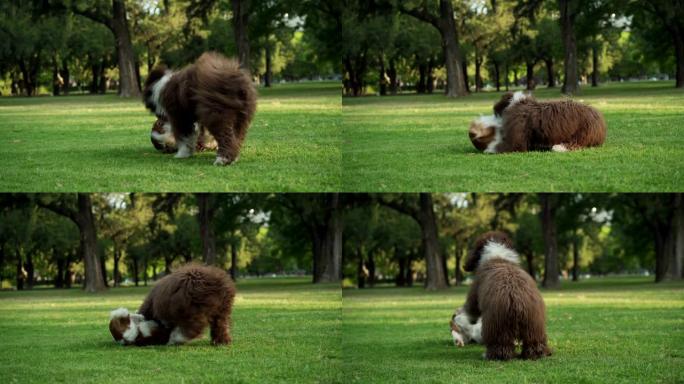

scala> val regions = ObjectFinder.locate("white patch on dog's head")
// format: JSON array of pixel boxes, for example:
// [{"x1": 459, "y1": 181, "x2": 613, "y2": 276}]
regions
[
  {"x1": 110, "y1": 307, "x2": 129, "y2": 321},
  {"x1": 510, "y1": 91, "x2": 530, "y2": 106},
  {"x1": 480, "y1": 240, "x2": 519, "y2": 265},
  {"x1": 122, "y1": 322, "x2": 139, "y2": 343},
  {"x1": 477, "y1": 114, "x2": 502, "y2": 128},
  {"x1": 150, "y1": 71, "x2": 172, "y2": 117}
]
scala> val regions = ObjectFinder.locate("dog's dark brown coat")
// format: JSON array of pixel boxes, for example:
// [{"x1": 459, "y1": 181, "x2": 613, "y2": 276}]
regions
[
  {"x1": 464, "y1": 231, "x2": 551, "y2": 360},
  {"x1": 490, "y1": 92, "x2": 606, "y2": 152},
  {"x1": 138, "y1": 263, "x2": 236, "y2": 345}
]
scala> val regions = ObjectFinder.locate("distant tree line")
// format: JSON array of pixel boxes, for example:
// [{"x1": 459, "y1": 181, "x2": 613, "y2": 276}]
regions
[
  {"x1": 0, "y1": 193, "x2": 345, "y2": 292},
  {"x1": 342, "y1": 0, "x2": 684, "y2": 97},
  {"x1": 0, "y1": 0, "x2": 339, "y2": 97},
  {"x1": 341, "y1": 193, "x2": 684, "y2": 289}
]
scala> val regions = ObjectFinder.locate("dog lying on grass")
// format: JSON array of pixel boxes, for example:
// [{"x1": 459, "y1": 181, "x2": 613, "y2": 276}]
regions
[{"x1": 468, "y1": 91, "x2": 606, "y2": 153}]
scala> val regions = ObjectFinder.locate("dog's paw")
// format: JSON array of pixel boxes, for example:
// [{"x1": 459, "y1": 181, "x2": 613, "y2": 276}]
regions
[
  {"x1": 174, "y1": 147, "x2": 194, "y2": 158},
  {"x1": 551, "y1": 144, "x2": 569, "y2": 152},
  {"x1": 213, "y1": 155, "x2": 238, "y2": 166}
]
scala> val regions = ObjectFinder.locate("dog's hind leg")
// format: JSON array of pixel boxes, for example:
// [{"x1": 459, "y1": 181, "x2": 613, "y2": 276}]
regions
[
  {"x1": 520, "y1": 317, "x2": 552, "y2": 359},
  {"x1": 210, "y1": 314, "x2": 231, "y2": 345},
  {"x1": 203, "y1": 114, "x2": 241, "y2": 166},
  {"x1": 482, "y1": 312, "x2": 516, "y2": 360}
]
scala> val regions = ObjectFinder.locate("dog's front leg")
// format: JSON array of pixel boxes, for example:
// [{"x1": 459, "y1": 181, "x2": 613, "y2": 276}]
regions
[{"x1": 175, "y1": 128, "x2": 199, "y2": 159}]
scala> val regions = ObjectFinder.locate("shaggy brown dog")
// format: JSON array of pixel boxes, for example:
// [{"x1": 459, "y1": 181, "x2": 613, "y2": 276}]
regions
[
  {"x1": 469, "y1": 91, "x2": 606, "y2": 153},
  {"x1": 143, "y1": 52, "x2": 256, "y2": 165},
  {"x1": 109, "y1": 264, "x2": 236, "y2": 346},
  {"x1": 463, "y1": 231, "x2": 551, "y2": 360},
  {"x1": 151, "y1": 118, "x2": 217, "y2": 153}
]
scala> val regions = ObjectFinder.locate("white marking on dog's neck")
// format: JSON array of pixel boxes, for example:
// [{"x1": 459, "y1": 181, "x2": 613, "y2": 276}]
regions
[
  {"x1": 152, "y1": 71, "x2": 172, "y2": 117},
  {"x1": 479, "y1": 240, "x2": 519, "y2": 265},
  {"x1": 510, "y1": 91, "x2": 530, "y2": 107}
]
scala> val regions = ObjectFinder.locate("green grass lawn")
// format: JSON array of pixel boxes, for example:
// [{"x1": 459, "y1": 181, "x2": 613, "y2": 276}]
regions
[
  {"x1": 342, "y1": 277, "x2": 684, "y2": 383},
  {"x1": 0, "y1": 82, "x2": 341, "y2": 192},
  {"x1": 0, "y1": 277, "x2": 341, "y2": 383},
  {"x1": 342, "y1": 81, "x2": 684, "y2": 192}
]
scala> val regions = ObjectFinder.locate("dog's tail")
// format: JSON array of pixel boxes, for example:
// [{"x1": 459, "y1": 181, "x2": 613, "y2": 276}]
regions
[{"x1": 194, "y1": 52, "x2": 257, "y2": 119}]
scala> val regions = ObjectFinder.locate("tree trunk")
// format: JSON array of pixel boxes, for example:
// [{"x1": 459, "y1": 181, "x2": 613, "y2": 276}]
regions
[
  {"x1": 545, "y1": 58, "x2": 555, "y2": 88},
  {"x1": 110, "y1": 0, "x2": 141, "y2": 97},
  {"x1": 133, "y1": 258, "x2": 139, "y2": 287},
  {"x1": 526, "y1": 61, "x2": 536, "y2": 90},
  {"x1": 99, "y1": 58, "x2": 107, "y2": 94},
  {"x1": 367, "y1": 251, "x2": 376, "y2": 287},
  {"x1": 461, "y1": 58, "x2": 470, "y2": 93},
  {"x1": 559, "y1": 0, "x2": 579, "y2": 94},
  {"x1": 357, "y1": 248, "x2": 365, "y2": 288},
  {"x1": 418, "y1": 193, "x2": 448, "y2": 290},
  {"x1": 540, "y1": 193, "x2": 560, "y2": 288},
  {"x1": 16, "y1": 256, "x2": 24, "y2": 290},
  {"x1": 401, "y1": 0, "x2": 467, "y2": 97},
  {"x1": 55, "y1": 256, "x2": 65, "y2": 289},
  {"x1": 672, "y1": 194, "x2": 684, "y2": 279},
  {"x1": 406, "y1": 253, "x2": 414, "y2": 287},
  {"x1": 572, "y1": 235, "x2": 579, "y2": 281},
  {"x1": 64, "y1": 254, "x2": 73, "y2": 288},
  {"x1": 61, "y1": 58, "x2": 70, "y2": 95},
  {"x1": 100, "y1": 253, "x2": 109, "y2": 287},
  {"x1": 438, "y1": 0, "x2": 468, "y2": 97},
  {"x1": 669, "y1": 24, "x2": 684, "y2": 88},
  {"x1": 25, "y1": 253, "x2": 34, "y2": 289},
  {"x1": 427, "y1": 58, "x2": 435, "y2": 93},
  {"x1": 77, "y1": 194, "x2": 106, "y2": 292},
  {"x1": 164, "y1": 255, "x2": 172, "y2": 274},
  {"x1": 591, "y1": 39, "x2": 599, "y2": 87},
  {"x1": 454, "y1": 247, "x2": 463, "y2": 286},
  {"x1": 388, "y1": 59, "x2": 398, "y2": 95},
  {"x1": 378, "y1": 54, "x2": 387, "y2": 96},
  {"x1": 475, "y1": 51, "x2": 483, "y2": 92},
  {"x1": 417, "y1": 62, "x2": 427, "y2": 94},
  {"x1": 90, "y1": 62, "x2": 100, "y2": 94},
  {"x1": 494, "y1": 61, "x2": 501, "y2": 91},
  {"x1": 264, "y1": 44, "x2": 272, "y2": 87},
  {"x1": 143, "y1": 259, "x2": 148, "y2": 286},
  {"x1": 113, "y1": 247, "x2": 121, "y2": 287},
  {"x1": 230, "y1": 242, "x2": 238, "y2": 281},
  {"x1": 313, "y1": 193, "x2": 342, "y2": 283},
  {"x1": 52, "y1": 57, "x2": 61, "y2": 96},
  {"x1": 343, "y1": 56, "x2": 366, "y2": 96},
  {"x1": 505, "y1": 62, "x2": 509, "y2": 91},
  {"x1": 232, "y1": 0, "x2": 251, "y2": 70},
  {"x1": 525, "y1": 251, "x2": 536, "y2": 279},
  {"x1": 197, "y1": 193, "x2": 216, "y2": 266}
]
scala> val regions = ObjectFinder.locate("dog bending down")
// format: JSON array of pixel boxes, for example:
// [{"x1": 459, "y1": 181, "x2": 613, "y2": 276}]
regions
[
  {"x1": 143, "y1": 52, "x2": 256, "y2": 166},
  {"x1": 470, "y1": 91, "x2": 606, "y2": 154},
  {"x1": 463, "y1": 231, "x2": 551, "y2": 360},
  {"x1": 109, "y1": 264, "x2": 236, "y2": 346}
]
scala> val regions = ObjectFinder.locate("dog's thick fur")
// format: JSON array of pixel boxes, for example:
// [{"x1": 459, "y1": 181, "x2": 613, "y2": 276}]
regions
[
  {"x1": 143, "y1": 52, "x2": 256, "y2": 165},
  {"x1": 109, "y1": 264, "x2": 236, "y2": 346},
  {"x1": 463, "y1": 231, "x2": 551, "y2": 360},
  {"x1": 470, "y1": 91, "x2": 606, "y2": 153}
]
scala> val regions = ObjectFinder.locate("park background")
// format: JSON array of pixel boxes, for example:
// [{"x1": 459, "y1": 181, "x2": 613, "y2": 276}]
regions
[{"x1": 0, "y1": 193, "x2": 683, "y2": 383}]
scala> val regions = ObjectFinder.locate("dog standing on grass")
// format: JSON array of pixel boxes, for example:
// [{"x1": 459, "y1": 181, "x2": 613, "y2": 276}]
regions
[
  {"x1": 462, "y1": 231, "x2": 552, "y2": 360},
  {"x1": 143, "y1": 52, "x2": 256, "y2": 166},
  {"x1": 109, "y1": 264, "x2": 236, "y2": 346}
]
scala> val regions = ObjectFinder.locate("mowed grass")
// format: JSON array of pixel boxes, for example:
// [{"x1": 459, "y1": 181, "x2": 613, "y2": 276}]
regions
[
  {"x1": 0, "y1": 277, "x2": 341, "y2": 383},
  {"x1": 0, "y1": 82, "x2": 341, "y2": 192},
  {"x1": 342, "y1": 81, "x2": 684, "y2": 191},
  {"x1": 342, "y1": 277, "x2": 684, "y2": 383}
]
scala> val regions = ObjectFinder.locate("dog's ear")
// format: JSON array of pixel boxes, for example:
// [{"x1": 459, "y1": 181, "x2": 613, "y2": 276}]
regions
[
  {"x1": 493, "y1": 92, "x2": 513, "y2": 117},
  {"x1": 144, "y1": 65, "x2": 168, "y2": 89}
]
